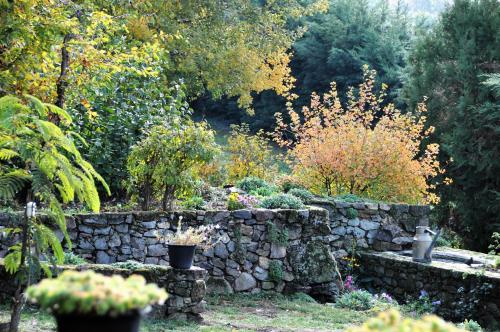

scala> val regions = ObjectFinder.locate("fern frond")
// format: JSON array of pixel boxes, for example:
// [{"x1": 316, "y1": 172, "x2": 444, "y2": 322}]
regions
[
  {"x1": 47, "y1": 197, "x2": 71, "y2": 250},
  {"x1": 37, "y1": 151, "x2": 58, "y2": 180},
  {"x1": 81, "y1": 175, "x2": 101, "y2": 212},
  {"x1": 24, "y1": 95, "x2": 47, "y2": 117},
  {"x1": 67, "y1": 131, "x2": 88, "y2": 147},
  {"x1": 0, "y1": 148, "x2": 18, "y2": 160},
  {"x1": 78, "y1": 159, "x2": 110, "y2": 195},
  {"x1": 55, "y1": 169, "x2": 75, "y2": 202},
  {"x1": 0, "y1": 95, "x2": 29, "y2": 130},
  {"x1": 33, "y1": 223, "x2": 64, "y2": 265},
  {"x1": 3, "y1": 244, "x2": 22, "y2": 274},
  {"x1": 0, "y1": 170, "x2": 30, "y2": 199},
  {"x1": 44, "y1": 104, "x2": 72, "y2": 125},
  {"x1": 34, "y1": 119, "x2": 65, "y2": 142}
]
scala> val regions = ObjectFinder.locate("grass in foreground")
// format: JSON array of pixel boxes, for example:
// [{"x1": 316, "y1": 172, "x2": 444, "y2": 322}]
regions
[{"x1": 0, "y1": 292, "x2": 369, "y2": 332}]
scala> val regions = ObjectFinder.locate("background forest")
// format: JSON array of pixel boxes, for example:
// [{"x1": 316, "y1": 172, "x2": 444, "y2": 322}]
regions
[{"x1": 1, "y1": 0, "x2": 499, "y2": 252}]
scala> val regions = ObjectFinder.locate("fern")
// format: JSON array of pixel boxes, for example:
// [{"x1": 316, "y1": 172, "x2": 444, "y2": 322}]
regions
[{"x1": 0, "y1": 94, "x2": 106, "y2": 277}]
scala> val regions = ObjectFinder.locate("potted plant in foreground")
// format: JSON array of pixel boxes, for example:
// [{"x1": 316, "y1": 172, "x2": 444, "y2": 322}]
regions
[
  {"x1": 161, "y1": 216, "x2": 220, "y2": 269},
  {"x1": 26, "y1": 270, "x2": 167, "y2": 332}
]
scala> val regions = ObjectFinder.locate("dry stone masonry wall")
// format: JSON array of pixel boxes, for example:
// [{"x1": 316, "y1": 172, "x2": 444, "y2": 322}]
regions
[
  {"x1": 0, "y1": 201, "x2": 430, "y2": 297},
  {"x1": 358, "y1": 250, "x2": 500, "y2": 328}
]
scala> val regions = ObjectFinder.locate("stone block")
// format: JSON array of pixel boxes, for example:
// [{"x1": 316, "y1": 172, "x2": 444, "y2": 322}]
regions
[
  {"x1": 148, "y1": 244, "x2": 167, "y2": 257},
  {"x1": 141, "y1": 221, "x2": 157, "y2": 229},
  {"x1": 214, "y1": 243, "x2": 229, "y2": 259},
  {"x1": 95, "y1": 237, "x2": 108, "y2": 250},
  {"x1": 253, "y1": 266, "x2": 268, "y2": 281},
  {"x1": 94, "y1": 226, "x2": 111, "y2": 235},
  {"x1": 270, "y1": 244, "x2": 286, "y2": 259},
  {"x1": 234, "y1": 272, "x2": 257, "y2": 291},
  {"x1": 232, "y1": 210, "x2": 252, "y2": 219}
]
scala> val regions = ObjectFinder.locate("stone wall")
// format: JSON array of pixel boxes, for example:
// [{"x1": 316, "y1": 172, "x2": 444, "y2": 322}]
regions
[
  {"x1": 0, "y1": 201, "x2": 430, "y2": 296},
  {"x1": 0, "y1": 261, "x2": 207, "y2": 320},
  {"x1": 358, "y1": 249, "x2": 500, "y2": 328}
]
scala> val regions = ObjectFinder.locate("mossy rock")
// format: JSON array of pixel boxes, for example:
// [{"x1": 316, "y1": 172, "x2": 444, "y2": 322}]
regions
[
  {"x1": 206, "y1": 277, "x2": 233, "y2": 295},
  {"x1": 289, "y1": 240, "x2": 338, "y2": 284}
]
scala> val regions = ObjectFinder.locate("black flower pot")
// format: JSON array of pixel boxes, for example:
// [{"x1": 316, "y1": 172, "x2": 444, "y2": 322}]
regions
[
  {"x1": 168, "y1": 244, "x2": 196, "y2": 269},
  {"x1": 55, "y1": 312, "x2": 140, "y2": 332}
]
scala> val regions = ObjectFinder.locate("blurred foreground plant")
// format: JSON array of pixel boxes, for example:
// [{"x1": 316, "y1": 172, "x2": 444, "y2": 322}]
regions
[{"x1": 26, "y1": 270, "x2": 167, "y2": 316}]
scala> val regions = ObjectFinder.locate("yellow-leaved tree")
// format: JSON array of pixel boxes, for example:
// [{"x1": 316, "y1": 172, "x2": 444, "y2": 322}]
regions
[
  {"x1": 227, "y1": 124, "x2": 278, "y2": 182},
  {"x1": 274, "y1": 65, "x2": 445, "y2": 204}
]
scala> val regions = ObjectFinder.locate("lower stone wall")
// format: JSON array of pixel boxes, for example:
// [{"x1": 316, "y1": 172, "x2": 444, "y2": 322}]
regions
[
  {"x1": 358, "y1": 250, "x2": 500, "y2": 328},
  {"x1": 0, "y1": 202, "x2": 430, "y2": 296},
  {"x1": 0, "y1": 261, "x2": 207, "y2": 320}
]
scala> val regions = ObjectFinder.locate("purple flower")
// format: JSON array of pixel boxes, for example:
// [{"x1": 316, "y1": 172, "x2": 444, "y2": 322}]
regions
[
  {"x1": 419, "y1": 290, "x2": 428, "y2": 299},
  {"x1": 344, "y1": 275, "x2": 356, "y2": 291},
  {"x1": 237, "y1": 194, "x2": 260, "y2": 208},
  {"x1": 432, "y1": 300, "x2": 441, "y2": 306},
  {"x1": 380, "y1": 292, "x2": 393, "y2": 303}
]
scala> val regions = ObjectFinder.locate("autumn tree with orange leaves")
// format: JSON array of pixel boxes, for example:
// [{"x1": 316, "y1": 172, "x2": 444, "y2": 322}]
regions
[{"x1": 274, "y1": 65, "x2": 446, "y2": 204}]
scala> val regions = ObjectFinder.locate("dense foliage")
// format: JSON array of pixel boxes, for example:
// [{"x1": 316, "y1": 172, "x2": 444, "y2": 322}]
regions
[
  {"x1": 0, "y1": 0, "x2": 327, "y2": 197},
  {"x1": 275, "y1": 66, "x2": 444, "y2": 204},
  {"x1": 194, "y1": 0, "x2": 411, "y2": 132},
  {"x1": 404, "y1": 0, "x2": 500, "y2": 250}
]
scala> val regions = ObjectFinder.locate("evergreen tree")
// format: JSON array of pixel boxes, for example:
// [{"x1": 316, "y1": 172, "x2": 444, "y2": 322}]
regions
[{"x1": 404, "y1": 0, "x2": 500, "y2": 250}]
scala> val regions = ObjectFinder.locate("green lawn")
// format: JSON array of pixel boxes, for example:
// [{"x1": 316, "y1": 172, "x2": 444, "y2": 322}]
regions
[{"x1": 0, "y1": 292, "x2": 370, "y2": 332}]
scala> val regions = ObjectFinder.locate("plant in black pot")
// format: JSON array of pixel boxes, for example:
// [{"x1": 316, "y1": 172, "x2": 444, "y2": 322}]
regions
[
  {"x1": 26, "y1": 270, "x2": 167, "y2": 332},
  {"x1": 161, "y1": 216, "x2": 221, "y2": 269}
]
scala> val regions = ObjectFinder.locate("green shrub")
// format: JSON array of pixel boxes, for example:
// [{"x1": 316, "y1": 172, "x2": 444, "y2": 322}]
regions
[
  {"x1": 403, "y1": 290, "x2": 439, "y2": 316},
  {"x1": 288, "y1": 188, "x2": 314, "y2": 203},
  {"x1": 181, "y1": 196, "x2": 206, "y2": 210},
  {"x1": 236, "y1": 176, "x2": 270, "y2": 193},
  {"x1": 250, "y1": 186, "x2": 276, "y2": 197},
  {"x1": 336, "y1": 290, "x2": 375, "y2": 311},
  {"x1": 459, "y1": 320, "x2": 482, "y2": 332},
  {"x1": 260, "y1": 194, "x2": 304, "y2": 209},
  {"x1": 63, "y1": 252, "x2": 87, "y2": 266},
  {"x1": 268, "y1": 261, "x2": 284, "y2": 283},
  {"x1": 435, "y1": 228, "x2": 463, "y2": 248},
  {"x1": 346, "y1": 207, "x2": 358, "y2": 219}
]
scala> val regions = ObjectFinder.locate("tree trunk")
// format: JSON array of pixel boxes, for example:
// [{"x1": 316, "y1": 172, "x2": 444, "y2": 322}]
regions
[
  {"x1": 162, "y1": 186, "x2": 175, "y2": 211},
  {"x1": 8, "y1": 212, "x2": 30, "y2": 332},
  {"x1": 55, "y1": 34, "x2": 72, "y2": 109},
  {"x1": 141, "y1": 181, "x2": 152, "y2": 211}
]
